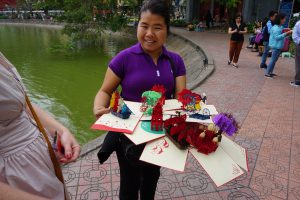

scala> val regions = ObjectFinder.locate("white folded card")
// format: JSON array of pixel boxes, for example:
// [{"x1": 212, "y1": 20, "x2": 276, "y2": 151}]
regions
[
  {"x1": 219, "y1": 136, "x2": 249, "y2": 171},
  {"x1": 163, "y1": 99, "x2": 183, "y2": 111},
  {"x1": 91, "y1": 112, "x2": 142, "y2": 134},
  {"x1": 190, "y1": 147, "x2": 244, "y2": 187},
  {"x1": 124, "y1": 121, "x2": 166, "y2": 145},
  {"x1": 140, "y1": 137, "x2": 188, "y2": 172}
]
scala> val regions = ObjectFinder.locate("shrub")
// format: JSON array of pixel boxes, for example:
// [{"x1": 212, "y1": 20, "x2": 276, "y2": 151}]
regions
[{"x1": 171, "y1": 19, "x2": 186, "y2": 27}]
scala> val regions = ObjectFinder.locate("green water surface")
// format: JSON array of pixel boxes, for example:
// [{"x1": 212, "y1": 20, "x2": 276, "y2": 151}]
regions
[{"x1": 0, "y1": 24, "x2": 136, "y2": 144}]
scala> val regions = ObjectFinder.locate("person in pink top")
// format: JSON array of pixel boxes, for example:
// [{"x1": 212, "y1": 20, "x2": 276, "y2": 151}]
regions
[{"x1": 0, "y1": 52, "x2": 81, "y2": 200}]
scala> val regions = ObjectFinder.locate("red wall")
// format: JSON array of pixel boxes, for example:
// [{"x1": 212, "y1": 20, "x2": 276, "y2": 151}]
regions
[
  {"x1": 198, "y1": 0, "x2": 243, "y2": 22},
  {"x1": 0, "y1": 0, "x2": 17, "y2": 10}
]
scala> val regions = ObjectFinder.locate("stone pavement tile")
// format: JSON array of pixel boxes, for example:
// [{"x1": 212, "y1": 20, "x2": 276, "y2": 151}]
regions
[
  {"x1": 80, "y1": 151, "x2": 101, "y2": 166},
  {"x1": 175, "y1": 171, "x2": 216, "y2": 196},
  {"x1": 240, "y1": 113, "x2": 270, "y2": 128},
  {"x1": 63, "y1": 166, "x2": 80, "y2": 187},
  {"x1": 234, "y1": 135, "x2": 262, "y2": 155},
  {"x1": 78, "y1": 164, "x2": 110, "y2": 186},
  {"x1": 254, "y1": 154, "x2": 289, "y2": 180},
  {"x1": 109, "y1": 160, "x2": 120, "y2": 176},
  {"x1": 218, "y1": 187, "x2": 260, "y2": 200},
  {"x1": 155, "y1": 175, "x2": 184, "y2": 199},
  {"x1": 65, "y1": 157, "x2": 83, "y2": 168},
  {"x1": 238, "y1": 127, "x2": 265, "y2": 138},
  {"x1": 291, "y1": 144, "x2": 300, "y2": 166},
  {"x1": 246, "y1": 152, "x2": 258, "y2": 173},
  {"x1": 111, "y1": 181, "x2": 120, "y2": 197},
  {"x1": 258, "y1": 138, "x2": 291, "y2": 163},
  {"x1": 184, "y1": 193, "x2": 222, "y2": 200},
  {"x1": 76, "y1": 183, "x2": 112, "y2": 200},
  {"x1": 264, "y1": 118, "x2": 293, "y2": 136},
  {"x1": 215, "y1": 172, "x2": 250, "y2": 192},
  {"x1": 293, "y1": 130, "x2": 300, "y2": 141},
  {"x1": 172, "y1": 198, "x2": 187, "y2": 200},
  {"x1": 112, "y1": 196, "x2": 119, "y2": 200},
  {"x1": 294, "y1": 121, "x2": 300, "y2": 132},
  {"x1": 250, "y1": 170, "x2": 288, "y2": 199},
  {"x1": 67, "y1": 186, "x2": 78, "y2": 200},
  {"x1": 110, "y1": 152, "x2": 119, "y2": 163},
  {"x1": 161, "y1": 166, "x2": 181, "y2": 176},
  {"x1": 289, "y1": 162, "x2": 300, "y2": 184},
  {"x1": 288, "y1": 180, "x2": 300, "y2": 200},
  {"x1": 183, "y1": 154, "x2": 206, "y2": 173}
]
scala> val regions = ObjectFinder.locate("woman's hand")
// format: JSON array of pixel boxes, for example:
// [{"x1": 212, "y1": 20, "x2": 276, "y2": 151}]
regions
[
  {"x1": 93, "y1": 106, "x2": 110, "y2": 119},
  {"x1": 57, "y1": 129, "x2": 81, "y2": 163},
  {"x1": 287, "y1": 30, "x2": 293, "y2": 35}
]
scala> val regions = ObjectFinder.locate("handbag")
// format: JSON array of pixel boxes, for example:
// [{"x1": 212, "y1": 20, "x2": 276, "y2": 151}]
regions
[
  {"x1": 254, "y1": 32, "x2": 263, "y2": 45},
  {"x1": 1, "y1": 56, "x2": 68, "y2": 200}
]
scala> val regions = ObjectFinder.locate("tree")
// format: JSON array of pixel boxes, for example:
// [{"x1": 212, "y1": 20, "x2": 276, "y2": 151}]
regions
[
  {"x1": 215, "y1": 0, "x2": 241, "y2": 8},
  {"x1": 61, "y1": 0, "x2": 132, "y2": 45},
  {"x1": 33, "y1": 0, "x2": 64, "y2": 13},
  {"x1": 200, "y1": 0, "x2": 241, "y2": 8}
]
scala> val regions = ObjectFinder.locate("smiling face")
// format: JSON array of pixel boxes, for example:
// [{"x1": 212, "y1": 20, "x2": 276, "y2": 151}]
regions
[{"x1": 137, "y1": 10, "x2": 167, "y2": 57}]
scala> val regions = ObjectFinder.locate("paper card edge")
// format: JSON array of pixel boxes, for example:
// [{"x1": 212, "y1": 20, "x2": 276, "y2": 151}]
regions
[{"x1": 189, "y1": 148, "x2": 245, "y2": 187}]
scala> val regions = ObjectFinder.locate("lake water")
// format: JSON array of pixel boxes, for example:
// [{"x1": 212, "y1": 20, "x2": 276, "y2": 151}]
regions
[{"x1": 0, "y1": 24, "x2": 136, "y2": 144}]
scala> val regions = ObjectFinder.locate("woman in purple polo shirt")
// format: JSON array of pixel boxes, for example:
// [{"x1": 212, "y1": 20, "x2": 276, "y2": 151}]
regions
[{"x1": 93, "y1": 0, "x2": 186, "y2": 199}]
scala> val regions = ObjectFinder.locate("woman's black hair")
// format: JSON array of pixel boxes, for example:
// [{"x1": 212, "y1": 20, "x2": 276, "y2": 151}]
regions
[
  {"x1": 262, "y1": 17, "x2": 269, "y2": 28},
  {"x1": 273, "y1": 13, "x2": 286, "y2": 25},
  {"x1": 269, "y1": 10, "x2": 278, "y2": 18},
  {"x1": 232, "y1": 13, "x2": 243, "y2": 24},
  {"x1": 139, "y1": 0, "x2": 170, "y2": 34}
]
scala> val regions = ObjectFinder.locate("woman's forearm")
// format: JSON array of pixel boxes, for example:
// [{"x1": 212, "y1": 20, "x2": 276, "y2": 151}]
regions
[
  {"x1": 28, "y1": 104, "x2": 67, "y2": 137},
  {"x1": 94, "y1": 90, "x2": 111, "y2": 111}
]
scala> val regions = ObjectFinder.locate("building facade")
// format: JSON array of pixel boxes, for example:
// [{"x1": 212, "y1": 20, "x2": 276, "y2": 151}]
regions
[
  {"x1": 242, "y1": 0, "x2": 280, "y2": 22},
  {"x1": 184, "y1": 0, "x2": 299, "y2": 24},
  {"x1": 0, "y1": 0, "x2": 16, "y2": 11}
]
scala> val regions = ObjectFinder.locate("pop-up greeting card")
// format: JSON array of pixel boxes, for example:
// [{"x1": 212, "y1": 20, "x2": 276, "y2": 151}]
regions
[
  {"x1": 92, "y1": 91, "x2": 142, "y2": 134},
  {"x1": 140, "y1": 137, "x2": 188, "y2": 172},
  {"x1": 124, "y1": 121, "x2": 166, "y2": 145},
  {"x1": 92, "y1": 88, "x2": 248, "y2": 187}
]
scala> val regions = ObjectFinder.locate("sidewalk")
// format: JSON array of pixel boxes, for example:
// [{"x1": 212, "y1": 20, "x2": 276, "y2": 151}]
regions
[{"x1": 63, "y1": 28, "x2": 300, "y2": 200}]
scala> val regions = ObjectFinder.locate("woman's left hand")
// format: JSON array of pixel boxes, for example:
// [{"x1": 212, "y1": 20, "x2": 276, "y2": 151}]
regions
[{"x1": 58, "y1": 129, "x2": 81, "y2": 163}]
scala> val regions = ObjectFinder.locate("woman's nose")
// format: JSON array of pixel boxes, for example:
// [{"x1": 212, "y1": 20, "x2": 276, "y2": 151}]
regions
[{"x1": 145, "y1": 28, "x2": 154, "y2": 37}]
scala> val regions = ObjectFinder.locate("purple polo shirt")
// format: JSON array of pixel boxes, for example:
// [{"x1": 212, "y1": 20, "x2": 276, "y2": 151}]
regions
[{"x1": 109, "y1": 43, "x2": 186, "y2": 102}]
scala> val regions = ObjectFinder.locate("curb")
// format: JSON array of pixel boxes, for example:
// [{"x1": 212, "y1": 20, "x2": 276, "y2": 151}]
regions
[{"x1": 169, "y1": 30, "x2": 215, "y2": 90}]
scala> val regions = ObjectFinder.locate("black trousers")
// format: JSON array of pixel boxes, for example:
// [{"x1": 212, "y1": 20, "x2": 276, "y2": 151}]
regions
[{"x1": 116, "y1": 141, "x2": 160, "y2": 200}]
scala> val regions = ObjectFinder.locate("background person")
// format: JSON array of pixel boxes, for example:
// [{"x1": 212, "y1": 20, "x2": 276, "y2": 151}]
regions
[
  {"x1": 206, "y1": 10, "x2": 213, "y2": 29},
  {"x1": 93, "y1": 0, "x2": 186, "y2": 199},
  {"x1": 247, "y1": 21, "x2": 262, "y2": 51},
  {"x1": 228, "y1": 13, "x2": 247, "y2": 68},
  {"x1": 291, "y1": 19, "x2": 300, "y2": 87},
  {"x1": 265, "y1": 13, "x2": 293, "y2": 78},
  {"x1": 260, "y1": 10, "x2": 278, "y2": 69}
]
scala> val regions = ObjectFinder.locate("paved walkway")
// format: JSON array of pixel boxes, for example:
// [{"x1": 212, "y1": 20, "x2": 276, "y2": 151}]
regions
[{"x1": 63, "y1": 28, "x2": 300, "y2": 200}]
